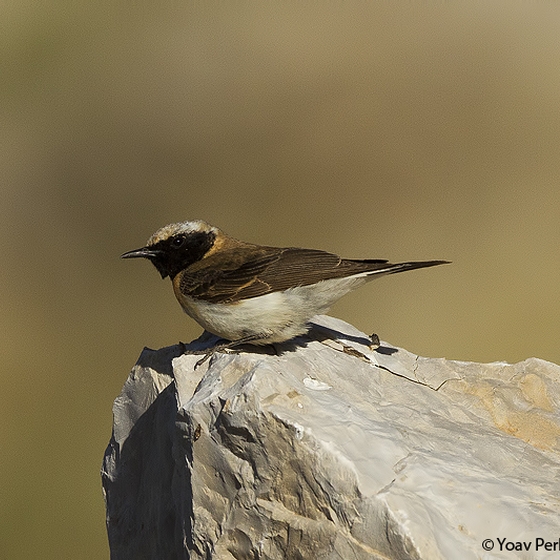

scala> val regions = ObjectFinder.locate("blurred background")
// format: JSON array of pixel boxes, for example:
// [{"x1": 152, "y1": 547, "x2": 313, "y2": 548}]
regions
[{"x1": 2, "y1": 2, "x2": 559, "y2": 558}]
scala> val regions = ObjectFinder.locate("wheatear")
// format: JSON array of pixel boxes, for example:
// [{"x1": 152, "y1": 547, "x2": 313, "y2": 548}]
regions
[{"x1": 122, "y1": 220, "x2": 448, "y2": 362}]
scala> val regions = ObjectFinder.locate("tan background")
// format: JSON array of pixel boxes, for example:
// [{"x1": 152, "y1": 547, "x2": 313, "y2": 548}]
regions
[{"x1": 2, "y1": 3, "x2": 559, "y2": 558}]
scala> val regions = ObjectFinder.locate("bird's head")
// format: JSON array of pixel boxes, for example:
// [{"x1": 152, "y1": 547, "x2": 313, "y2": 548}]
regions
[{"x1": 121, "y1": 220, "x2": 220, "y2": 279}]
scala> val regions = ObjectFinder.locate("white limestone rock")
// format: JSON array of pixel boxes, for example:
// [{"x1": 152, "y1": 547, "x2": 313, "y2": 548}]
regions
[{"x1": 102, "y1": 315, "x2": 560, "y2": 560}]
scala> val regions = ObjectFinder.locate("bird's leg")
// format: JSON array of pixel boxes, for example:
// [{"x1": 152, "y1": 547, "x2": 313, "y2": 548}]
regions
[{"x1": 180, "y1": 334, "x2": 266, "y2": 369}]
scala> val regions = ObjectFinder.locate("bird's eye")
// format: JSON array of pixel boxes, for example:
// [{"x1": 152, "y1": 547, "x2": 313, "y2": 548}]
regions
[{"x1": 172, "y1": 235, "x2": 186, "y2": 248}]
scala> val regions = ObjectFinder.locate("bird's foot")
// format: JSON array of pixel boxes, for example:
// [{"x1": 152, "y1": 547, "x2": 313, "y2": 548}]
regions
[
  {"x1": 178, "y1": 341, "x2": 237, "y2": 369},
  {"x1": 180, "y1": 335, "x2": 263, "y2": 369}
]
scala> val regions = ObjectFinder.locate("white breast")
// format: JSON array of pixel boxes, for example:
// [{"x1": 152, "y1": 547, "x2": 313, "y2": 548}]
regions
[{"x1": 176, "y1": 275, "x2": 369, "y2": 344}]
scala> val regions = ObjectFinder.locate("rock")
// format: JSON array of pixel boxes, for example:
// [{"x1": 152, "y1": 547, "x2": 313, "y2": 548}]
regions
[{"x1": 102, "y1": 315, "x2": 560, "y2": 560}]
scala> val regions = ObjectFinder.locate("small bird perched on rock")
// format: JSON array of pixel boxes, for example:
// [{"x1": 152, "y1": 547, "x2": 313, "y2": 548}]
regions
[{"x1": 122, "y1": 220, "x2": 448, "y2": 361}]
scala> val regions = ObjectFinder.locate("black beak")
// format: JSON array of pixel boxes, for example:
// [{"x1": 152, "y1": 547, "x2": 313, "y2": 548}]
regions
[{"x1": 121, "y1": 247, "x2": 161, "y2": 259}]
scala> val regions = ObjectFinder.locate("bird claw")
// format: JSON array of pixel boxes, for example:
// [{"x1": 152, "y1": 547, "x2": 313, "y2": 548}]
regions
[
  {"x1": 179, "y1": 339, "x2": 244, "y2": 369},
  {"x1": 177, "y1": 342, "x2": 215, "y2": 368},
  {"x1": 194, "y1": 352, "x2": 212, "y2": 369}
]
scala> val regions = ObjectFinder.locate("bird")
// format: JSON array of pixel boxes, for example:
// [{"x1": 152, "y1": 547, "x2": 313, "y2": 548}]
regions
[{"x1": 122, "y1": 219, "x2": 448, "y2": 362}]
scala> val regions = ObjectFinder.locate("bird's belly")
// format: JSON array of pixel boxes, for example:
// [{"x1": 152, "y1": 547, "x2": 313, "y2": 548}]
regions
[
  {"x1": 177, "y1": 292, "x2": 307, "y2": 343},
  {"x1": 175, "y1": 277, "x2": 367, "y2": 344}
]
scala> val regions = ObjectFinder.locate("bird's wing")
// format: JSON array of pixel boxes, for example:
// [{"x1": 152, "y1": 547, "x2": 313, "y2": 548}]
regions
[{"x1": 178, "y1": 246, "x2": 390, "y2": 304}]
